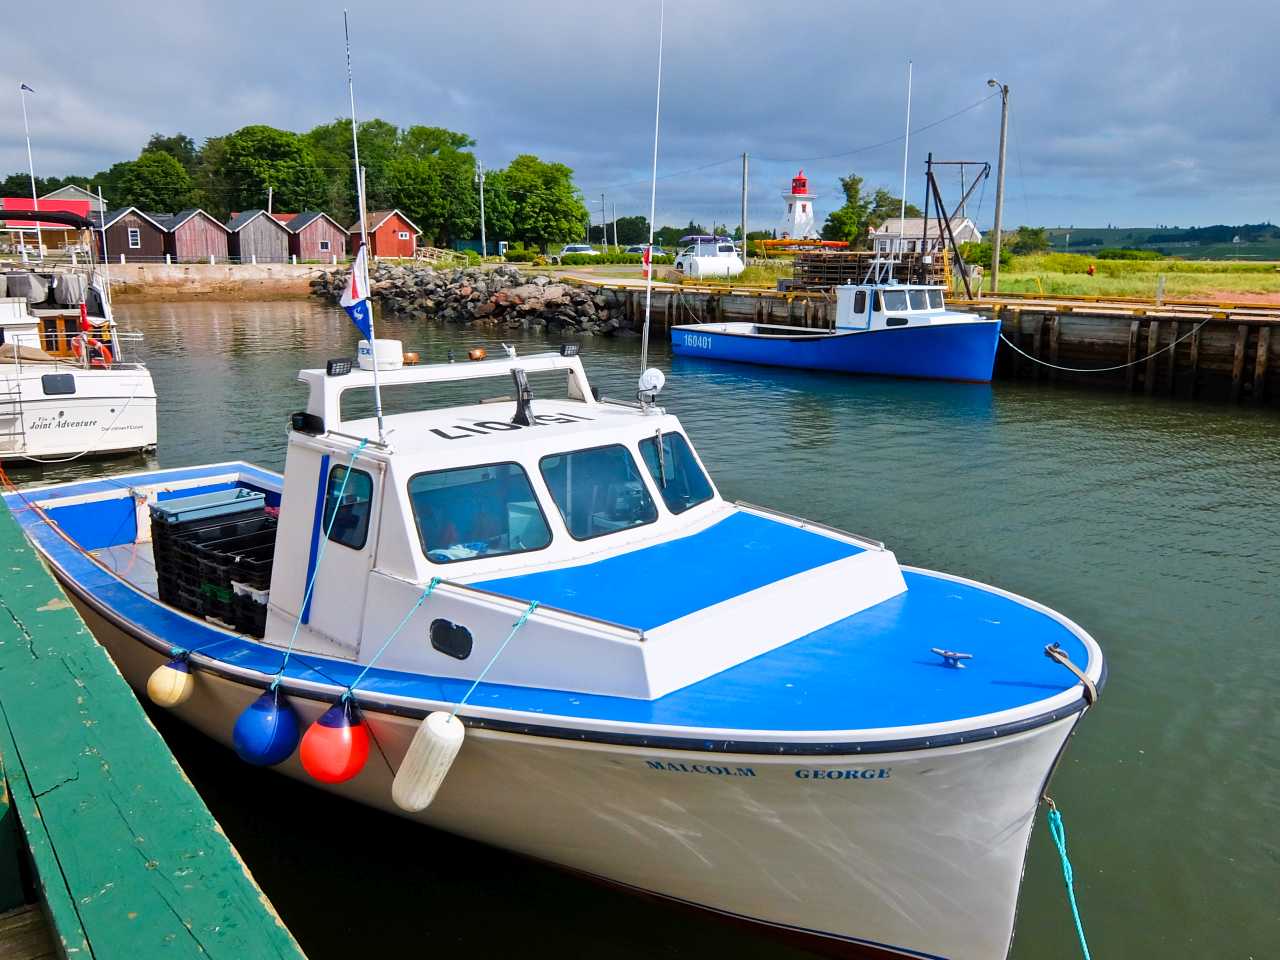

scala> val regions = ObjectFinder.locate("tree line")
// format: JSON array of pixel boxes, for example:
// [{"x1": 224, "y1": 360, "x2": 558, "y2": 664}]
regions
[{"x1": 1, "y1": 121, "x2": 594, "y2": 250}]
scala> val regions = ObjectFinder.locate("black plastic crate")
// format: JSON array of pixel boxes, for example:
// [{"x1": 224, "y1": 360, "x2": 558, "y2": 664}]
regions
[{"x1": 232, "y1": 592, "x2": 268, "y2": 638}]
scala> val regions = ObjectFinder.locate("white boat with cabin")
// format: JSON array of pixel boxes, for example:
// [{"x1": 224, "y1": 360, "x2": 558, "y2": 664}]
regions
[
  {"x1": 4, "y1": 343, "x2": 1103, "y2": 960},
  {"x1": 0, "y1": 210, "x2": 156, "y2": 462},
  {"x1": 673, "y1": 234, "x2": 746, "y2": 279}
]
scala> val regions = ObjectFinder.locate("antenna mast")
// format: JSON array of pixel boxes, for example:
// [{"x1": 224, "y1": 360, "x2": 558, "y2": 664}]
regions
[
  {"x1": 639, "y1": 0, "x2": 665, "y2": 374},
  {"x1": 344, "y1": 9, "x2": 385, "y2": 443},
  {"x1": 898, "y1": 60, "x2": 913, "y2": 259}
]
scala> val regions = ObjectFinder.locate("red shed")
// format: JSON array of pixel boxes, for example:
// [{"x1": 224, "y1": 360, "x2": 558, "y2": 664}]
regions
[
  {"x1": 285, "y1": 211, "x2": 348, "y2": 262},
  {"x1": 161, "y1": 209, "x2": 230, "y2": 262},
  {"x1": 349, "y1": 209, "x2": 420, "y2": 258}
]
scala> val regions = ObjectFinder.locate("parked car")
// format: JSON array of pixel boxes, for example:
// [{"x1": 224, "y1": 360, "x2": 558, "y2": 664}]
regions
[
  {"x1": 624, "y1": 244, "x2": 667, "y2": 256},
  {"x1": 551, "y1": 243, "x2": 600, "y2": 264}
]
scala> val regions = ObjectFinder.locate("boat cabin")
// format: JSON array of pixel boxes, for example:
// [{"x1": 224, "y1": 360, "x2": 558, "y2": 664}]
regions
[
  {"x1": 140, "y1": 348, "x2": 901, "y2": 700},
  {"x1": 0, "y1": 267, "x2": 114, "y2": 359},
  {"x1": 833, "y1": 283, "x2": 969, "y2": 332}
]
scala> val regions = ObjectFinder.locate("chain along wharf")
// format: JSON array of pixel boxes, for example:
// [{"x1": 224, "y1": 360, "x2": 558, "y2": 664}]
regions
[
  {"x1": 0, "y1": 503, "x2": 306, "y2": 959},
  {"x1": 557, "y1": 273, "x2": 1280, "y2": 405}
]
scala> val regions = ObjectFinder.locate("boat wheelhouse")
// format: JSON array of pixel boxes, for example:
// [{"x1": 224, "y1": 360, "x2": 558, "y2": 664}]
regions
[
  {"x1": 672, "y1": 278, "x2": 1001, "y2": 382},
  {"x1": 1, "y1": 211, "x2": 157, "y2": 462},
  {"x1": 4, "y1": 347, "x2": 1102, "y2": 960}
]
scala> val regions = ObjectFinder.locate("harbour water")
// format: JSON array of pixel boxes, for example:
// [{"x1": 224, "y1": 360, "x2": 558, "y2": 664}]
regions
[{"x1": 14, "y1": 299, "x2": 1277, "y2": 958}]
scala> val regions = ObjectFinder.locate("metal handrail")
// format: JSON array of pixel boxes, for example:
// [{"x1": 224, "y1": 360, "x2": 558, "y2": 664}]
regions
[{"x1": 734, "y1": 500, "x2": 886, "y2": 551}]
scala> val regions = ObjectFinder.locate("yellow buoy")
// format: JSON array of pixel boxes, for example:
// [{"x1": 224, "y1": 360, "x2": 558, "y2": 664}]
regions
[
  {"x1": 146, "y1": 657, "x2": 195, "y2": 708},
  {"x1": 392, "y1": 711, "x2": 464, "y2": 812}
]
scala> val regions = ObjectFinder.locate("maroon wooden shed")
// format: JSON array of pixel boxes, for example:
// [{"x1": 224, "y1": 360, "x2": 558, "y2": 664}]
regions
[
  {"x1": 160, "y1": 209, "x2": 230, "y2": 262},
  {"x1": 93, "y1": 208, "x2": 166, "y2": 261},
  {"x1": 285, "y1": 212, "x2": 348, "y2": 262}
]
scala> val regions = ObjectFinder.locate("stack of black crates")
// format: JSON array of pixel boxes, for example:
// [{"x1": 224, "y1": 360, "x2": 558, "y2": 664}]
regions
[{"x1": 150, "y1": 488, "x2": 276, "y2": 638}]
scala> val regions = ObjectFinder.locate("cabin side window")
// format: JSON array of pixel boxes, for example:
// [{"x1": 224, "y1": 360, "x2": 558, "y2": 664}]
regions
[
  {"x1": 540, "y1": 444, "x2": 658, "y2": 540},
  {"x1": 927, "y1": 289, "x2": 944, "y2": 309},
  {"x1": 908, "y1": 289, "x2": 929, "y2": 310},
  {"x1": 881, "y1": 290, "x2": 909, "y2": 312},
  {"x1": 323, "y1": 465, "x2": 373, "y2": 550},
  {"x1": 639, "y1": 433, "x2": 713, "y2": 515},
  {"x1": 409, "y1": 462, "x2": 552, "y2": 564},
  {"x1": 127, "y1": 227, "x2": 141, "y2": 249},
  {"x1": 853, "y1": 290, "x2": 866, "y2": 313}
]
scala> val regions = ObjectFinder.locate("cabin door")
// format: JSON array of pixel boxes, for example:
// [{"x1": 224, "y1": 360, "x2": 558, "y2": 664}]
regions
[{"x1": 302, "y1": 454, "x2": 383, "y2": 656}]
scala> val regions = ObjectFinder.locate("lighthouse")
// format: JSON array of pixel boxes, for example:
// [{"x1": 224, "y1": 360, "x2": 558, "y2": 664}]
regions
[{"x1": 782, "y1": 169, "x2": 818, "y2": 239}]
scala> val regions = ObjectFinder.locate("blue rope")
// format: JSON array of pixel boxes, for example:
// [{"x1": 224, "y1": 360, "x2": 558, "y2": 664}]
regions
[
  {"x1": 342, "y1": 577, "x2": 442, "y2": 699},
  {"x1": 1047, "y1": 803, "x2": 1092, "y2": 960},
  {"x1": 272, "y1": 439, "x2": 369, "y2": 688},
  {"x1": 451, "y1": 600, "x2": 539, "y2": 719}
]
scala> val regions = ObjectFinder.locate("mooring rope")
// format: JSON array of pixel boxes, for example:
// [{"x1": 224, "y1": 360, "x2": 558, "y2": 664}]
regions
[
  {"x1": 271, "y1": 438, "x2": 369, "y2": 687},
  {"x1": 1045, "y1": 798, "x2": 1092, "y2": 960},
  {"x1": 450, "y1": 600, "x2": 539, "y2": 719},
  {"x1": 999, "y1": 318, "x2": 1209, "y2": 375}
]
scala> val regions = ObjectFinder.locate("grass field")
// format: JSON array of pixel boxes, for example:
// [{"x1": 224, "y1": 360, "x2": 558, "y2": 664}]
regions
[{"x1": 999, "y1": 253, "x2": 1280, "y2": 300}]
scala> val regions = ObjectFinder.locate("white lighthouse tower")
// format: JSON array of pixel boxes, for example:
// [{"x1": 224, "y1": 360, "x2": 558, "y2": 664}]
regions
[{"x1": 782, "y1": 169, "x2": 818, "y2": 239}]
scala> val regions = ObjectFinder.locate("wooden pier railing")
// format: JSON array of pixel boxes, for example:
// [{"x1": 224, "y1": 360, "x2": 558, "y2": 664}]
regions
[{"x1": 0, "y1": 504, "x2": 307, "y2": 959}]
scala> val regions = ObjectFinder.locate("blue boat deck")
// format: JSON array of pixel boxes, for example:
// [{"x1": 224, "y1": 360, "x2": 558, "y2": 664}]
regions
[{"x1": 5, "y1": 462, "x2": 1092, "y2": 737}]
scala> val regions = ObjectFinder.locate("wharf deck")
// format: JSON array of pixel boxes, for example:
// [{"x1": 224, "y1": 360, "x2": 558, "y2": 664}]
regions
[
  {"x1": 0, "y1": 496, "x2": 307, "y2": 959},
  {"x1": 0, "y1": 905, "x2": 56, "y2": 960}
]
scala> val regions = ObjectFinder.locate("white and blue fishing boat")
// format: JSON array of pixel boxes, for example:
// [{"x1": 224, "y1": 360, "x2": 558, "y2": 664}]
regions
[
  {"x1": 671, "y1": 271, "x2": 1001, "y2": 382},
  {"x1": 3, "y1": 340, "x2": 1103, "y2": 960}
]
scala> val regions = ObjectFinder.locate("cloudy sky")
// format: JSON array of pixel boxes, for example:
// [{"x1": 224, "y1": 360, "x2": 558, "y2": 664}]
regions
[{"x1": 3, "y1": 0, "x2": 1277, "y2": 233}]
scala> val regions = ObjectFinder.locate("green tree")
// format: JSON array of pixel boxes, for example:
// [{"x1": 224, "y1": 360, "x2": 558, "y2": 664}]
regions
[
  {"x1": 144, "y1": 133, "x2": 198, "y2": 173},
  {"x1": 821, "y1": 175, "x2": 872, "y2": 243},
  {"x1": 112, "y1": 151, "x2": 194, "y2": 211},
  {"x1": 218, "y1": 125, "x2": 327, "y2": 213},
  {"x1": 501, "y1": 154, "x2": 588, "y2": 249},
  {"x1": 1009, "y1": 226, "x2": 1049, "y2": 254},
  {"x1": 614, "y1": 215, "x2": 649, "y2": 244},
  {"x1": 822, "y1": 175, "x2": 921, "y2": 245}
]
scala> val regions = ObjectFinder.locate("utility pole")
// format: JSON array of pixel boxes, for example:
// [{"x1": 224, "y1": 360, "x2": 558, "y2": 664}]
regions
[
  {"x1": 476, "y1": 159, "x2": 487, "y2": 257},
  {"x1": 600, "y1": 192, "x2": 607, "y2": 249},
  {"x1": 610, "y1": 200, "x2": 618, "y2": 250},
  {"x1": 267, "y1": 185, "x2": 273, "y2": 214},
  {"x1": 740, "y1": 152, "x2": 748, "y2": 262},
  {"x1": 988, "y1": 78, "x2": 1009, "y2": 294}
]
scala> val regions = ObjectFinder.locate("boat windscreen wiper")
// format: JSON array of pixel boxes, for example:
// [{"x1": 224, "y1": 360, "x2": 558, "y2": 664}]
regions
[{"x1": 511, "y1": 368, "x2": 535, "y2": 427}]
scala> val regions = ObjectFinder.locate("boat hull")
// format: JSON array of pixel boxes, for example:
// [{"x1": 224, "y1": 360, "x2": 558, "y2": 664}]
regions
[
  {"x1": 671, "y1": 321, "x2": 1001, "y2": 382},
  {"x1": 0, "y1": 366, "x2": 157, "y2": 461},
  {"x1": 67, "y1": 584, "x2": 1079, "y2": 960}
]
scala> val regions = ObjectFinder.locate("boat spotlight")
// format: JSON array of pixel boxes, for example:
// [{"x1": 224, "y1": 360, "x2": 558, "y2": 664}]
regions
[{"x1": 638, "y1": 367, "x2": 666, "y2": 406}]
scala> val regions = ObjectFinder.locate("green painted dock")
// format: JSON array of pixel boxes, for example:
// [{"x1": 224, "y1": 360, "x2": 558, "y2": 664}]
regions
[{"x1": 0, "y1": 501, "x2": 306, "y2": 958}]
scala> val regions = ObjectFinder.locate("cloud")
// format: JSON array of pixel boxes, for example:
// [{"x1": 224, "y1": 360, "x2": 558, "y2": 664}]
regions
[{"x1": 2, "y1": 0, "x2": 1276, "y2": 228}]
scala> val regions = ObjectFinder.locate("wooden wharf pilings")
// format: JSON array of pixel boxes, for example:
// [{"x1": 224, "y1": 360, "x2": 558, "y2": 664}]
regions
[
  {"x1": 0, "y1": 504, "x2": 307, "y2": 959},
  {"x1": 582, "y1": 278, "x2": 1280, "y2": 405}
]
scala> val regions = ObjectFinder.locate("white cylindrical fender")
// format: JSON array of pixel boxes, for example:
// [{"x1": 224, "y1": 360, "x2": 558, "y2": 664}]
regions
[
  {"x1": 392, "y1": 711, "x2": 465, "y2": 813},
  {"x1": 146, "y1": 658, "x2": 195, "y2": 708}
]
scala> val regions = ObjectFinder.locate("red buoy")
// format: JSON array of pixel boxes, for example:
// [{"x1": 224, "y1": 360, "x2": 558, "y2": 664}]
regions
[{"x1": 300, "y1": 700, "x2": 370, "y2": 784}]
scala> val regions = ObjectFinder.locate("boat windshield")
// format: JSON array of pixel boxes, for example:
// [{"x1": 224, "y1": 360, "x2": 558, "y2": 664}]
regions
[
  {"x1": 881, "y1": 289, "x2": 909, "y2": 311},
  {"x1": 409, "y1": 462, "x2": 552, "y2": 563},
  {"x1": 908, "y1": 289, "x2": 930, "y2": 310},
  {"x1": 540, "y1": 444, "x2": 658, "y2": 540},
  {"x1": 639, "y1": 432, "x2": 714, "y2": 515},
  {"x1": 928, "y1": 289, "x2": 944, "y2": 309}
]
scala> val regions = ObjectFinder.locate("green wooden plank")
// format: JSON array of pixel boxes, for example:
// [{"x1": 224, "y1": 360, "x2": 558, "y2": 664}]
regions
[{"x1": 0, "y1": 506, "x2": 306, "y2": 959}]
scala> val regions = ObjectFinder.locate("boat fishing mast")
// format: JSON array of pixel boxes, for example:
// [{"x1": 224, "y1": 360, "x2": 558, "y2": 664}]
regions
[
  {"x1": 343, "y1": 9, "x2": 386, "y2": 444},
  {"x1": 639, "y1": 0, "x2": 665, "y2": 374}
]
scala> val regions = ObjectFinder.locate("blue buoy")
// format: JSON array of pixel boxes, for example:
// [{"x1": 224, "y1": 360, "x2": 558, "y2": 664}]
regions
[{"x1": 233, "y1": 688, "x2": 300, "y2": 766}]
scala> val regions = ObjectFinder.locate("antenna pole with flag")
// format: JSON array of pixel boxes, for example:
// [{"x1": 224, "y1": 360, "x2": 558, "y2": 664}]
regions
[
  {"x1": 639, "y1": 0, "x2": 665, "y2": 374},
  {"x1": 342, "y1": 9, "x2": 385, "y2": 443},
  {"x1": 19, "y1": 83, "x2": 42, "y2": 260}
]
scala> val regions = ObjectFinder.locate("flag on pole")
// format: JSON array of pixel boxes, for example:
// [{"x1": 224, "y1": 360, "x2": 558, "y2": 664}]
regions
[
  {"x1": 642, "y1": 244, "x2": 651, "y2": 279},
  {"x1": 20, "y1": 84, "x2": 34, "y2": 93},
  {"x1": 79, "y1": 302, "x2": 91, "y2": 332},
  {"x1": 339, "y1": 245, "x2": 373, "y2": 340}
]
